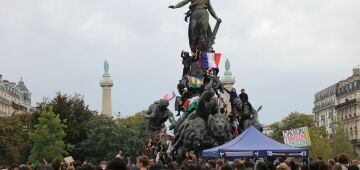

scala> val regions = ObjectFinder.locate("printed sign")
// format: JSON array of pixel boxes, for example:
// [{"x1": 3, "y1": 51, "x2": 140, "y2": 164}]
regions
[{"x1": 282, "y1": 127, "x2": 311, "y2": 147}]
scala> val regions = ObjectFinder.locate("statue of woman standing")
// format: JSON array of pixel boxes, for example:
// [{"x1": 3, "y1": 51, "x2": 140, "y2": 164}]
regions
[
  {"x1": 104, "y1": 60, "x2": 109, "y2": 73},
  {"x1": 169, "y1": 0, "x2": 221, "y2": 52}
]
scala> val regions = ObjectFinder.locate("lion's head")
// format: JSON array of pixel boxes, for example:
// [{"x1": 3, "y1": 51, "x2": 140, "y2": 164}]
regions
[{"x1": 208, "y1": 113, "x2": 231, "y2": 139}]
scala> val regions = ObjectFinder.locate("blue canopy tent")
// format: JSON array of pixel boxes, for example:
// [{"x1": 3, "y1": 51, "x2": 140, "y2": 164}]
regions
[{"x1": 202, "y1": 125, "x2": 308, "y2": 158}]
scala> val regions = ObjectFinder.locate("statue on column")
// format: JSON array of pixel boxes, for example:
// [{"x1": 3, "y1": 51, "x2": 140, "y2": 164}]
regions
[
  {"x1": 104, "y1": 60, "x2": 110, "y2": 74},
  {"x1": 169, "y1": 0, "x2": 222, "y2": 53}
]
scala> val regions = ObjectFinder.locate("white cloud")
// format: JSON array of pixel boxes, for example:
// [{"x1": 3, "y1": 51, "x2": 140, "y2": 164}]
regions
[{"x1": 0, "y1": 0, "x2": 359, "y2": 124}]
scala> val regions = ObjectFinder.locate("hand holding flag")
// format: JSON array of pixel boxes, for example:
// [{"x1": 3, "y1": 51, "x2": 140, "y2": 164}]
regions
[{"x1": 164, "y1": 91, "x2": 176, "y2": 101}]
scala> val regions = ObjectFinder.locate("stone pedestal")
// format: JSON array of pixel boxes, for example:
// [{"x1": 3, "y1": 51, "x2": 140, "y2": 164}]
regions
[
  {"x1": 100, "y1": 73, "x2": 113, "y2": 117},
  {"x1": 221, "y1": 58, "x2": 235, "y2": 114}
]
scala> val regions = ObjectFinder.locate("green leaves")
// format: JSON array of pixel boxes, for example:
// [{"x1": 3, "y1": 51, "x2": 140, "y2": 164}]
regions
[
  {"x1": 28, "y1": 108, "x2": 69, "y2": 164},
  {"x1": 269, "y1": 112, "x2": 333, "y2": 159},
  {"x1": 33, "y1": 92, "x2": 96, "y2": 160},
  {"x1": 270, "y1": 112, "x2": 356, "y2": 159},
  {"x1": 308, "y1": 127, "x2": 333, "y2": 160},
  {"x1": 330, "y1": 121, "x2": 355, "y2": 157},
  {"x1": 79, "y1": 114, "x2": 148, "y2": 164},
  {"x1": 270, "y1": 112, "x2": 315, "y2": 142},
  {"x1": 0, "y1": 115, "x2": 25, "y2": 165}
]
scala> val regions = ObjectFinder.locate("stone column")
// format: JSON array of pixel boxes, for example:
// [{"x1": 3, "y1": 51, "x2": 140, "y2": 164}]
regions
[
  {"x1": 221, "y1": 58, "x2": 235, "y2": 114},
  {"x1": 100, "y1": 61, "x2": 113, "y2": 117}
]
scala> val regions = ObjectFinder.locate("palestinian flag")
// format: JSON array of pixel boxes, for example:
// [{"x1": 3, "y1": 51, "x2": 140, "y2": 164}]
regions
[
  {"x1": 183, "y1": 96, "x2": 199, "y2": 112},
  {"x1": 187, "y1": 76, "x2": 203, "y2": 89}
]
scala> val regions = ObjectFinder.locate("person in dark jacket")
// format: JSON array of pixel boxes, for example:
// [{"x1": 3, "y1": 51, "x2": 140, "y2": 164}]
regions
[
  {"x1": 239, "y1": 89, "x2": 248, "y2": 103},
  {"x1": 239, "y1": 89, "x2": 252, "y2": 112},
  {"x1": 224, "y1": 88, "x2": 237, "y2": 110}
]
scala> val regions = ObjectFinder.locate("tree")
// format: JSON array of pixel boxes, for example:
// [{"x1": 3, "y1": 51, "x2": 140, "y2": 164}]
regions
[
  {"x1": 18, "y1": 113, "x2": 33, "y2": 164},
  {"x1": 331, "y1": 121, "x2": 355, "y2": 157},
  {"x1": 0, "y1": 115, "x2": 26, "y2": 165},
  {"x1": 116, "y1": 112, "x2": 149, "y2": 158},
  {"x1": 80, "y1": 113, "x2": 148, "y2": 164},
  {"x1": 79, "y1": 115, "x2": 124, "y2": 163},
  {"x1": 33, "y1": 92, "x2": 96, "y2": 160},
  {"x1": 29, "y1": 107, "x2": 69, "y2": 164},
  {"x1": 270, "y1": 112, "x2": 333, "y2": 159},
  {"x1": 308, "y1": 127, "x2": 333, "y2": 160},
  {"x1": 270, "y1": 112, "x2": 315, "y2": 142}
]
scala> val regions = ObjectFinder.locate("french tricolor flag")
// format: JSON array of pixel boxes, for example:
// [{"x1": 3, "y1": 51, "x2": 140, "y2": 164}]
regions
[{"x1": 199, "y1": 52, "x2": 221, "y2": 69}]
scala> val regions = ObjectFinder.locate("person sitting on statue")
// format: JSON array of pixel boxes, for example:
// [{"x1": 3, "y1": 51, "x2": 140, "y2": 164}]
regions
[
  {"x1": 181, "y1": 51, "x2": 195, "y2": 78},
  {"x1": 177, "y1": 88, "x2": 194, "y2": 116},
  {"x1": 239, "y1": 89, "x2": 252, "y2": 112},
  {"x1": 203, "y1": 69, "x2": 223, "y2": 96},
  {"x1": 239, "y1": 89, "x2": 248, "y2": 103},
  {"x1": 175, "y1": 96, "x2": 183, "y2": 116},
  {"x1": 224, "y1": 87, "x2": 238, "y2": 111}
]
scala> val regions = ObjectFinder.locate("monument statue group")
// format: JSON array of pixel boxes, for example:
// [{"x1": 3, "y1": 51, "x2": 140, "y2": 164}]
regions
[{"x1": 144, "y1": 0, "x2": 263, "y2": 159}]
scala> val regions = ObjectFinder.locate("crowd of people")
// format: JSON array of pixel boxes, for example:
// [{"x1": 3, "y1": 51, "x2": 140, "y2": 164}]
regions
[
  {"x1": 144, "y1": 134, "x2": 173, "y2": 166},
  {"x1": 2, "y1": 153, "x2": 360, "y2": 170}
]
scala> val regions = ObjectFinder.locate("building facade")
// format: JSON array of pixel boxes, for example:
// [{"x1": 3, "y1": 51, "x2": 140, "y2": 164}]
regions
[
  {"x1": 262, "y1": 125, "x2": 274, "y2": 136},
  {"x1": 313, "y1": 67, "x2": 360, "y2": 152},
  {"x1": 335, "y1": 68, "x2": 360, "y2": 150},
  {"x1": 0, "y1": 74, "x2": 32, "y2": 116},
  {"x1": 313, "y1": 84, "x2": 338, "y2": 135}
]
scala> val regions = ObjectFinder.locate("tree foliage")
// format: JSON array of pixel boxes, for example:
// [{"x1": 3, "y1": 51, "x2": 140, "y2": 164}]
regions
[
  {"x1": 0, "y1": 115, "x2": 26, "y2": 165},
  {"x1": 79, "y1": 115, "x2": 123, "y2": 163},
  {"x1": 116, "y1": 112, "x2": 149, "y2": 157},
  {"x1": 270, "y1": 112, "x2": 333, "y2": 159},
  {"x1": 80, "y1": 113, "x2": 148, "y2": 164},
  {"x1": 33, "y1": 92, "x2": 96, "y2": 159},
  {"x1": 308, "y1": 127, "x2": 333, "y2": 160},
  {"x1": 29, "y1": 108, "x2": 69, "y2": 164},
  {"x1": 331, "y1": 121, "x2": 354, "y2": 157},
  {"x1": 17, "y1": 113, "x2": 33, "y2": 164},
  {"x1": 270, "y1": 112, "x2": 315, "y2": 142}
]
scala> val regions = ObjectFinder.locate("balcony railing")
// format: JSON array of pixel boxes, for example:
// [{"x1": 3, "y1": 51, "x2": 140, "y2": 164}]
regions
[
  {"x1": 335, "y1": 99, "x2": 356, "y2": 109},
  {"x1": 0, "y1": 95, "x2": 11, "y2": 105},
  {"x1": 313, "y1": 101, "x2": 336, "y2": 112},
  {"x1": 11, "y1": 101, "x2": 28, "y2": 111}
]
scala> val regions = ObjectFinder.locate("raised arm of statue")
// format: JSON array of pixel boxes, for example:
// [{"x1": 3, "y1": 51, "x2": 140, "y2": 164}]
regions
[
  {"x1": 170, "y1": 0, "x2": 190, "y2": 9},
  {"x1": 207, "y1": 1, "x2": 221, "y2": 22}
]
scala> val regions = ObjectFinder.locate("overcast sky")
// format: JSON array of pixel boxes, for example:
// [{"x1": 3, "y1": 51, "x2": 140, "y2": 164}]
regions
[{"x1": 0, "y1": 0, "x2": 359, "y2": 124}]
